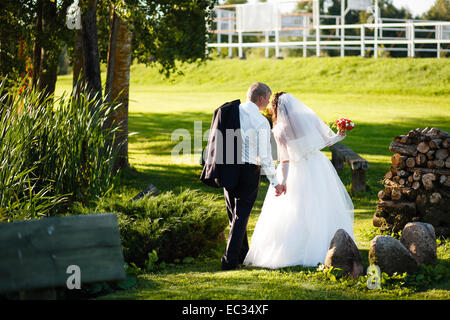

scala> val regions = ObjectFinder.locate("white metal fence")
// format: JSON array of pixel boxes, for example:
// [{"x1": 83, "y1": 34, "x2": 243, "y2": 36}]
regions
[{"x1": 209, "y1": 6, "x2": 450, "y2": 59}]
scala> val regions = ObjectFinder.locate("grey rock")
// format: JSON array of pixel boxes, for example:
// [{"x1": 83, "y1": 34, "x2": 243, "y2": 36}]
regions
[
  {"x1": 400, "y1": 222, "x2": 437, "y2": 266},
  {"x1": 369, "y1": 235, "x2": 418, "y2": 275},
  {"x1": 131, "y1": 184, "x2": 159, "y2": 201},
  {"x1": 324, "y1": 229, "x2": 364, "y2": 278}
]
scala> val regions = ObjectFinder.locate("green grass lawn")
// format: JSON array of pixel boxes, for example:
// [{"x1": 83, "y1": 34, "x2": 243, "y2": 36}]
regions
[{"x1": 56, "y1": 57, "x2": 450, "y2": 300}]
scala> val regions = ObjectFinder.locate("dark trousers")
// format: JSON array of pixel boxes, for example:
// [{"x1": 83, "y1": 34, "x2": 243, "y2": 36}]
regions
[{"x1": 221, "y1": 163, "x2": 261, "y2": 269}]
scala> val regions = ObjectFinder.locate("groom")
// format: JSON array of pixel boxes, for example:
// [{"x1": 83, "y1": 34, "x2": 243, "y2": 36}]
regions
[{"x1": 200, "y1": 82, "x2": 285, "y2": 270}]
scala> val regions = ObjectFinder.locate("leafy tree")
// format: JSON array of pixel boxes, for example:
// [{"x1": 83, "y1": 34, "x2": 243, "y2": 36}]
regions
[
  {"x1": 0, "y1": 1, "x2": 75, "y2": 93},
  {"x1": 128, "y1": 0, "x2": 216, "y2": 76},
  {"x1": 424, "y1": 0, "x2": 450, "y2": 21},
  {"x1": 1, "y1": 0, "x2": 216, "y2": 171},
  {"x1": 0, "y1": 1, "x2": 33, "y2": 86},
  {"x1": 296, "y1": 0, "x2": 326, "y2": 13}
]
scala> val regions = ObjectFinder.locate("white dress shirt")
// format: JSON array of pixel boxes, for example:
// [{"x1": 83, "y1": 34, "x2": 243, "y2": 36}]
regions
[{"x1": 239, "y1": 101, "x2": 279, "y2": 187}]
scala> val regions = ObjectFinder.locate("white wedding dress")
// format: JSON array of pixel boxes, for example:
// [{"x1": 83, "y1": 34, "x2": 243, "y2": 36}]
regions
[{"x1": 243, "y1": 94, "x2": 355, "y2": 269}]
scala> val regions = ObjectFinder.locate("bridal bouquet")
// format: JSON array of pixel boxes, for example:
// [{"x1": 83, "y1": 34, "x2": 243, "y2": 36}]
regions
[
  {"x1": 333, "y1": 118, "x2": 354, "y2": 132},
  {"x1": 260, "y1": 106, "x2": 273, "y2": 128}
]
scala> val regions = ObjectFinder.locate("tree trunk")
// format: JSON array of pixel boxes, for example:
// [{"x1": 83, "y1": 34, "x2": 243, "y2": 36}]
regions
[
  {"x1": 105, "y1": 4, "x2": 133, "y2": 171},
  {"x1": 81, "y1": 0, "x2": 102, "y2": 98},
  {"x1": 38, "y1": 0, "x2": 59, "y2": 97},
  {"x1": 72, "y1": 30, "x2": 85, "y2": 92}
]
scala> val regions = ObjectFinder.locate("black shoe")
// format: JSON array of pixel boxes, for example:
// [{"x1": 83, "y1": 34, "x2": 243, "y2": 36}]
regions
[
  {"x1": 221, "y1": 264, "x2": 244, "y2": 271},
  {"x1": 221, "y1": 256, "x2": 241, "y2": 270}
]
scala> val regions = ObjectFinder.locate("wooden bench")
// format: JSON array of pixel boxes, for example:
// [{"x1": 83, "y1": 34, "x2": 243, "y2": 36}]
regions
[
  {"x1": 329, "y1": 142, "x2": 369, "y2": 193},
  {"x1": 0, "y1": 213, "x2": 126, "y2": 299}
]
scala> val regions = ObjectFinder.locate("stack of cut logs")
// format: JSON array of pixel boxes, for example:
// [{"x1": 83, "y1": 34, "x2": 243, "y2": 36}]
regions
[{"x1": 374, "y1": 127, "x2": 450, "y2": 237}]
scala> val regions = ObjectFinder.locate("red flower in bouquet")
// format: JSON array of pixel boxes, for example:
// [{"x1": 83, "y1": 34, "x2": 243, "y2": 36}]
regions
[{"x1": 333, "y1": 118, "x2": 354, "y2": 132}]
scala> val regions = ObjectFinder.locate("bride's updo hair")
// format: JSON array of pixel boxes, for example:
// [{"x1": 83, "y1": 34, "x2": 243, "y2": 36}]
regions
[{"x1": 270, "y1": 92, "x2": 286, "y2": 125}]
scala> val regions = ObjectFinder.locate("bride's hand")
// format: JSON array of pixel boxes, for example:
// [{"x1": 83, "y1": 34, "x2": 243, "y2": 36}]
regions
[
  {"x1": 338, "y1": 130, "x2": 346, "y2": 137},
  {"x1": 275, "y1": 184, "x2": 287, "y2": 196}
]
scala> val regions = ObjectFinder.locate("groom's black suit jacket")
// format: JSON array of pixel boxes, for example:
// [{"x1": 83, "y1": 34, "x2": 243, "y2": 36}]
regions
[{"x1": 200, "y1": 99, "x2": 243, "y2": 190}]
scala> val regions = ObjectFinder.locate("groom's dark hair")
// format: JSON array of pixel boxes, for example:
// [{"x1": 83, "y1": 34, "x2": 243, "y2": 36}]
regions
[{"x1": 247, "y1": 82, "x2": 271, "y2": 103}]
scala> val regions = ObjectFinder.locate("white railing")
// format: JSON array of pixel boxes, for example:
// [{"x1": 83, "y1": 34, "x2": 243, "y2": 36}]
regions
[{"x1": 209, "y1": 9, "x2": 450, "y2": 59}]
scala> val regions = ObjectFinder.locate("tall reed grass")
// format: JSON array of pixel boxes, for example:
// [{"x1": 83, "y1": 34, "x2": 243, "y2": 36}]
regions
[{"x1": 0, "y1": 81, "x2": 123, "y2": 221}]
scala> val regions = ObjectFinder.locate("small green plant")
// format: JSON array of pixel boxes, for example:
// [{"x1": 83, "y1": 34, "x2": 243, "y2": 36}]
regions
[
  {"x1": 145, "y1": 250, "x2": 159, "y2": 272},
  {"x1": 316, "y1": 264, "x2": 345, "y2": 282},
  {"x1": 289, "y1": 261, "x2": 449, "y2": 297},
  {"x1": 124, "y1": 262, "x2": 142, "y2": 276},
  {"x1": 182, "y1": 257, "x2": 195, "y2": 264},
  {"x1": 403, "y1": 263, "x2": 449, "y2": 289},
  {"x1": 72, "y1": 189, "x2": 228, "y2": 267},
  {"x1": 361, "y1": 226, "x2": 382, "y2": 241},
  {"x1": 389, "y1": 230, "x2": 402, "y2": 240}
]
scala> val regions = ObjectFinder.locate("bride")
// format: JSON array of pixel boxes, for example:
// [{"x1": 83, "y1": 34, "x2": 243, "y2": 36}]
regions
[{"x1": 243, "y1": 92, "x2": 355, "y2": 269}]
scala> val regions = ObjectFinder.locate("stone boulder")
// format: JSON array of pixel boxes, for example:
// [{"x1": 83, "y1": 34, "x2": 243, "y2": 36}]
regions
[
  {"x1": 324, "y1": 229, "x2": 364, "y2": 278},
  {"x1": 369, "y1": 235, "x2": 418, "y2": 275},
  {"x1": 400, "y1": 222, "x2": 437, "y2": 266},
  {"x1": 131, "y1": 184, "x2": 159, "y2": 201}
]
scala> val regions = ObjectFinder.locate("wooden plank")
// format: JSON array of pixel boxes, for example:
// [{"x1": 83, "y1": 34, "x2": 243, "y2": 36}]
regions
[
  {"x1": 406, "y1": 167, "x2": 450, "y2": 176},
  {"x1": 331, "y1": 149, "x2": 345, "y2": 171},
  {"x1": 330, "y1": 143, "x2": 369, "y2": 170},
  {"x1": 330, "y1": 143, "x2": 369, "y2": 192},
  {"x1": 348, "y1": 157, "x2": 369, "y2": 170},
  {"x1": 352, "y1": 168, "x2": 367, "y2": 193},
  {"x1": 0, "y1": 213, "x2": 125, "y2": 294},
  {"x1": 389, "y1": 141, "x2": 418, "y2": 157}
]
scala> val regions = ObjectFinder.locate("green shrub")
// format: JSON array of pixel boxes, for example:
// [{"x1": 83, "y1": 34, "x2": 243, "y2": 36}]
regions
[
  {"x1": 73, "y1": 188, "x2": 227, "y2": 267},
  {"x1": 0, "y1": 81, "x2": 122, "y2": 221}
]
